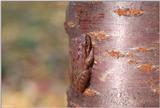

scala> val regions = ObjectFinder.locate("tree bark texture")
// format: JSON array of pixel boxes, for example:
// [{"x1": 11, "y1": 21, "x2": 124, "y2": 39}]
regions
[{"x1": 64, "y1": 1, "x2": 159, "y2": 107}]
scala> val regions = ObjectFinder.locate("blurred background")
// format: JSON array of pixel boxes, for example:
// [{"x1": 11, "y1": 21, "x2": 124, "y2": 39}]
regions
[{"x1": 2, "y1": 2, "x2": 70, "y2": 108}]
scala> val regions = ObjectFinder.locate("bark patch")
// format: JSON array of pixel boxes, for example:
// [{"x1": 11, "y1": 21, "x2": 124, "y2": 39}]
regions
[{"x1": 114, "y1": 8, "x2": 144, "y2": 16}]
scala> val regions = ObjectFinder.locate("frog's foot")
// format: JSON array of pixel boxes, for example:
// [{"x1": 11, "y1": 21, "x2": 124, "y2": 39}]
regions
[{"x1": 83, "y1": 88, "x2": 100, "y2": 97}]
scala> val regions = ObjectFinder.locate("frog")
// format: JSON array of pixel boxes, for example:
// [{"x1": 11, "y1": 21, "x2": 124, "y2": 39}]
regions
[{"x1": 70, "y1": 34, "x2": 94, "y2": 95}]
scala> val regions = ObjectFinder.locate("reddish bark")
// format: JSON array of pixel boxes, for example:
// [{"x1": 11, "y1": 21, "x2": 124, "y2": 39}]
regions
[{"x1": 65, "y1": 1, "x2": 159, "y2": 107}]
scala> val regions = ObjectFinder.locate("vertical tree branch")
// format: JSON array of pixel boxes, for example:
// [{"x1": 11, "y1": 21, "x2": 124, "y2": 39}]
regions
[{"x1": 65, "y1": 1, "x2": 159, "y2": 107}]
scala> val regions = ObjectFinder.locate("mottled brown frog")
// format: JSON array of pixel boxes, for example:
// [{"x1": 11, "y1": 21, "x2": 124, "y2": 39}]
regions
[{"x1": 72, "y1": 34, "x2": 94, "y2": 95}]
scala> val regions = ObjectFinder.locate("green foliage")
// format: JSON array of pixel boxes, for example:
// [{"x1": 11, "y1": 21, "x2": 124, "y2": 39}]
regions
[{"x1": 14, "y1": 36, "x2": 38, "y2": 50}]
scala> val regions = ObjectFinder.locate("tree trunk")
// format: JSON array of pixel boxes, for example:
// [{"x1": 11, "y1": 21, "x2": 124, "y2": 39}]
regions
[{"x1": 64, "y1": 1, "x2": 159, "y2": 107}]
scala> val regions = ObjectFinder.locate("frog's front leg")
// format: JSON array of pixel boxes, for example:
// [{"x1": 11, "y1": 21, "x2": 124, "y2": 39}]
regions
[
  {"x1": 74, "y1": 69, "x2": 91, "y2": 94},
  {"x1": 74, "y1": 68, "x2": 100, "y2": 96}
]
